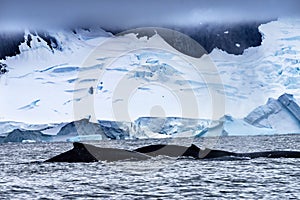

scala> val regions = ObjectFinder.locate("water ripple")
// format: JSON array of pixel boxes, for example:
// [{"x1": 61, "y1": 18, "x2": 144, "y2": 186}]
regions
[{"x1": 1, "y1": 135, "x2": 300, "y2": 199}]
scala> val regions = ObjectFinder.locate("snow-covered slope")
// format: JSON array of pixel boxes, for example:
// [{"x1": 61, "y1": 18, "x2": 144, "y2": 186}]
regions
[
  {"x1": 0, "y1": 28, "x2": 110, "y2": 123},
  {"x1": 1, "y1": 27, "x2": 224, "y2": 123}
]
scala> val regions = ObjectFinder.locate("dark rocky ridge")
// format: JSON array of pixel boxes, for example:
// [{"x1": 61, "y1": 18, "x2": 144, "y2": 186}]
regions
[
  {"x1": 176, "y1": 21, "x2": 266, "y2": 55},
  {"x1": 0, "y1": 32, "x2": 24, "y2": 59},
  {"x1": 108, "y1": 20, "x2": 273, "y2": 55},
  {"x1": 0, "y1": 62, "x2": 8, "y2": 74},
  {"x1": 0, "y1": 20, "x2": 273, "y2": 60},
  {"x1": 0, "y1": 31, "x2": 60, "y2": 60}
]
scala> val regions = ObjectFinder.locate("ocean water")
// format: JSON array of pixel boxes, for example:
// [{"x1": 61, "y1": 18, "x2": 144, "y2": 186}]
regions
[{"x1": 1, "y1": 135, "x2": 300, "y2": 199}]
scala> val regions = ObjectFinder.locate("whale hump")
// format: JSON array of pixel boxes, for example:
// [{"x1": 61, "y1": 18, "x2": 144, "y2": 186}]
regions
[
  {"x1": 189, "y1": 144, "x2": 200, "y2": 151},
  {"x1": 45, "y1": 143, "x2": 300, "y2": 162},
  {"x1": 46, "y1": 142, "x2": 150, "y2": 162},
  {"x1": 73, "y1": 142, "x2": 97, "y2": 151},
  {"x1": 73, "y1": 142, "x2": 85, "y2": 149}
]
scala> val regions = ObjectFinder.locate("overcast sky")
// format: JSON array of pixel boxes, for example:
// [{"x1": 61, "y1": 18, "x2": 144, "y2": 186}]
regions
[{"x1": 0, "y1": 0, "x2": 299, "y2": 30}]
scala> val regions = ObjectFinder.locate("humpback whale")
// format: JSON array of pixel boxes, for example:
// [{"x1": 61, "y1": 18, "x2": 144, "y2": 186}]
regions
[
  {"x1": 133, "y1": 144, "x2": 235, "y2": 159},
  {"x1": 133, "y1": 144, "x2": 204, "y2": 158},
  {"x1": 45, "y1": 142, "x2": 150, "y2": 162},
  {"x1": 134, "y1": 144, "x2": 300, "y2": 159},
  {"x1": 45, "y1": 143, "x2": 300, "y2": 163}
]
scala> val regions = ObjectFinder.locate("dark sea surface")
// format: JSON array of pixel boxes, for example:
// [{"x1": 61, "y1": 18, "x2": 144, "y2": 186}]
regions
[{"x1": 1, "y1": 134, "x2": 300, "y2": 199}]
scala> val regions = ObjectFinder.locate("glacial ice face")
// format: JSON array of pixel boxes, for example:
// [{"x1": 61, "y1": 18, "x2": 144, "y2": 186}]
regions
[
  {"x1": 132, "y1": 115, "x2": 277, "y2": 138},
  {"x1": 133, "y1": 117, "x2": 211, "y2": 138}
]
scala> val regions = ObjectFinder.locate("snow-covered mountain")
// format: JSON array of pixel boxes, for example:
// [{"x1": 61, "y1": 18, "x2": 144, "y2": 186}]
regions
[
  {"x1": 0, "y1": 28, "x2": 111, "y2": 60},
  {"x1": 1, "y1": 26, "x2": 225, "y2": 123},
  {"x1": 0, "y1": 28, "x2": 111, "y2": 123},
  {"x1": 210, "y1": 18, "x2": 300, "y2": 118},
  {"x1": 0, "y1": 18, "x2": 300, "y2": 141}
]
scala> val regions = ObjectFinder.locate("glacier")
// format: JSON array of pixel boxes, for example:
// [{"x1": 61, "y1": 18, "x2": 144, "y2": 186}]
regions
[{"x1": 0, "y1": 18, "x2": 300, "y2": 142}]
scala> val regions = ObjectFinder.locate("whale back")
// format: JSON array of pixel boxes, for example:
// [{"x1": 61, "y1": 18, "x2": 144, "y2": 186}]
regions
[
  {"x1": 46, "y1": 142, "x2": 149, "y2": 162},
  {"x1": 134, "y1": 144, "x2": 201, "y2": 158},
  {"x1": 45, "y1": 142, "x2": 98, "y2": 162},
  {"x1": 45, "y1": 143, "x2": 300, "y2": 163}
]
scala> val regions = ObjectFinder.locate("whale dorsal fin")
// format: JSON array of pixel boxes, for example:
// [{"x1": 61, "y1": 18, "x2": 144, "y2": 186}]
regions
[
  {"x1": 73, "y1": 142, "x2": 86, "y2": 149},
  {"x1": 189, "y1": 144, "x2": 200, "y2": 151}
]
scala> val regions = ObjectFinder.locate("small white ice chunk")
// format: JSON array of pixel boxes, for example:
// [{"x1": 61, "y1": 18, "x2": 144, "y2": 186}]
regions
[{"x1": 235, "y1": 43, "x2": 241, "y2": 47}]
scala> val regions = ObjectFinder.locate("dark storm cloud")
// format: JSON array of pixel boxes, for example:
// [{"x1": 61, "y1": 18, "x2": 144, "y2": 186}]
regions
[{"x1": 0, "y1": 0, "x2": 299, "y2": 30}]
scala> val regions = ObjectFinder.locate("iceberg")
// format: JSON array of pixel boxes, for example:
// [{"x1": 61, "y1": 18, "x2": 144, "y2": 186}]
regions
[
  {"x1": 98, "y1": 120, "x2": 130, "y2": 139},
  {"x1": 0, "y1": 129, "x2": 52, "y2": 143},
  {"x1": 0, "y1": 120, "x2": 58, "y2": 136},
  {"x1": 0, "y1": 118, "x2": 131, "y2": 143},
  {"x1": 245, "y1": 93, "x2": 300, "y2": 134},
  {"x1": 54, "y1": 118, "x2": 129, "y2": 140},
  {"x1": 223, "y1": 115, "x2": 275, "y2": 136}
]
